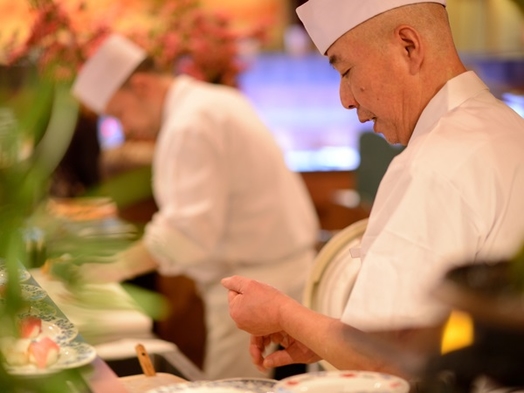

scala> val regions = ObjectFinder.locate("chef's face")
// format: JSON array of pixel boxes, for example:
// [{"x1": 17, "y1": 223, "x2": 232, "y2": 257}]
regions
[
  {"x1": 327, "y1": 24, "x2": 416, "y2": 145},
  {"x1": 104, "y1": 79, "x2": 161, "y2": 141}
]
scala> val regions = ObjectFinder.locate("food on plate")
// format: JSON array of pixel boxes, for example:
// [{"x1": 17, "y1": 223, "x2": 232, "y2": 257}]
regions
[
  {"x1": 46, "y1": 198, "x2": 117, "y2": 221},
  {"x1": 20, "y1": 316, "x2": 42, "y2": 339},
  {"x1": 0, "y1": 316, "x2": 60, "y2": 369},
  {"x1": 0, "y1": 337, "x2": 31, "y2": 366},
  {"x1": 28, "y1": 337, "x2": 60, "y2": 368}
]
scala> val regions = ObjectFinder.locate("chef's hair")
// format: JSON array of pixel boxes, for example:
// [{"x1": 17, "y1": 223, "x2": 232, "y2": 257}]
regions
[{"x1": 120, "y1": 56, "x2": 160, "y2": 86}]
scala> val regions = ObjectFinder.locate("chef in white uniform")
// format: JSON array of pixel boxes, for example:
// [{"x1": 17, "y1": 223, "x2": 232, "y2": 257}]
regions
[
  {"x1": 221, "y1": 0, "x2": 524, "y2": 379},
  {"x1": 70, "y1": 34, "x2": 319, "y2": 379}
]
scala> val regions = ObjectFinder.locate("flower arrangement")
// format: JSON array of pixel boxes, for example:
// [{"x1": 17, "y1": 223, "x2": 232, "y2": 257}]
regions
[
  {"x1": 129, "y1": 0, "x2": 267, "y2": 87},
  {"x1": 6, "y1": 0, "x2": 110, "y2": 83},
  {"x1": 4, "y1": 0, "x2": 268, "y2": 87}
]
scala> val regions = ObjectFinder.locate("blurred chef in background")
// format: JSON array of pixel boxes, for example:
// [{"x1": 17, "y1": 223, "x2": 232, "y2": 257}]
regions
[{"x1": 68, "y1": 33, "x2": 319, "y2": 380}]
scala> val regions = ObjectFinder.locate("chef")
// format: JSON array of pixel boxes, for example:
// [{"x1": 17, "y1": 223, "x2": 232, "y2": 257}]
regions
[
  {"x1": 70, "y1": 34, "x2": 319, "y2": 380},
  {"x1": 222, "y1": 0, "x2": 524, "y2": 379}
]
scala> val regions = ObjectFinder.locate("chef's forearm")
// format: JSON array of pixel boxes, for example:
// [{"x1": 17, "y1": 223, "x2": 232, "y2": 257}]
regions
[{"x1": 119, "y1": 240, "x2": 159, "y2": 279}]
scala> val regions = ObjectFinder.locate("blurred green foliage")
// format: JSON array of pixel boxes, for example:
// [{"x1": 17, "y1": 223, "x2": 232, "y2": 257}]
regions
[
  {"x1": 0, "y1": 63, "x2": 82, "y2": 391},
  {"x1": 0, "y1": 61, "x2": 167, "y2": 391}
]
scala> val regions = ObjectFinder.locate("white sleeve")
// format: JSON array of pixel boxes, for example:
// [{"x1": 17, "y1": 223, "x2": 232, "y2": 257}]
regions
[
  {"x1": 145, "y1": 119, "x2": 229, "y2": 283},
  {"x1": 342, "y1": 165, "x2": 481, "y2": 330}
]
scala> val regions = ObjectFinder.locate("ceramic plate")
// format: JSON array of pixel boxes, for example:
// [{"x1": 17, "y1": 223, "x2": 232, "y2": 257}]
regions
[
  {"x1": 0, "y1": 284, "x2": 48, "y2": 302},
  {"x1": 17, "y1": 301, "x2": 57, "y2": 319},
  {"x1": 212, "y1": 378, "x2": 277, "y2": 393},
  {"x1": 146, "y1": 381, "x2": 257, "y2": 393},
  {"x1": 0, "y1": 264, "x2": 31, "y2": 285},
  {"x1": 5, "y1": 341, "x2": 97, "y2": 376},
  {"x1": 36, "y1": 316, "x2": 78, "y2": 344},
  {"x1": 274, "y1": 371, "x2": 410, "y2": 393}
]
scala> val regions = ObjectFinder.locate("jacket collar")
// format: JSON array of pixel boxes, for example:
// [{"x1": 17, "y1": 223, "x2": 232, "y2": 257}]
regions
[{"x1": 409, "y1": 71, "x2": 489, "y2": 144}]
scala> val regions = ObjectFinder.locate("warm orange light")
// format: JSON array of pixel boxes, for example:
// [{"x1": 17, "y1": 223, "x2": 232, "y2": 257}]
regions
[
  {"x1": 200, "y1": 0, "x2": 288, "y2": 48},
  {"x1": 441, "y1": 310, "x2": 474, "y2": 354},
  {"x1": 0, "y1": 1, "x2": 34, "y2": 53},
  {"x1": 0, "y1": 0, "x2": 288, "y2": 60}
]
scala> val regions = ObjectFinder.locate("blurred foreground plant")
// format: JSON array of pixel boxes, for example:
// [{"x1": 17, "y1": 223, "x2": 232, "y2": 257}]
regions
[
  {"x1": 0, "y1": 51, "x2": 166, "y2": 393},
  {"x1": 0, "y1": 64, "x2": 82, "y2": 390}
]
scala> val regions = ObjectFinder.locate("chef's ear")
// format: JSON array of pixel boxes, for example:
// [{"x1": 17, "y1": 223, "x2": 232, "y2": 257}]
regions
[{"x1": 395, "y1": 25, "x2": 424, "y2": 75}]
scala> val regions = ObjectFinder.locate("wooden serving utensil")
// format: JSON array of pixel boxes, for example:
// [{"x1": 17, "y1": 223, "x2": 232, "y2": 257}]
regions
[
  {"x1": 135, "y1": 343, "x2": 156, "y2": 377},
  {"x1": 120, "y1": 343, "x2": 187, "y2": 392}
]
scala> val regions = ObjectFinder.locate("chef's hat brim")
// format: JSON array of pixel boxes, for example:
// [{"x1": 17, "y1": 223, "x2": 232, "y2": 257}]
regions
[
  {"x1": 72, "y1": 34, "x2": 147, "y2": 114},
  {"x1": 297, "y1": 0, "x2": 446, "y2": 55}
]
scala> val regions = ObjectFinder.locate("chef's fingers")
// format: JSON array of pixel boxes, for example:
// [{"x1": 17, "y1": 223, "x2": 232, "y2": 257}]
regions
[
  {"x1": 221, "y1": 275, "x2": 248, "y2": 293},
  {"x1": 263, "y1": 348, "x2": 294, "y2": 369},
  {"x1": 227, "y1": 288, "x2": 240, "y2": 303},
  {"x1": 250, "y1": 335, "x2": 268, "y2": 371}
]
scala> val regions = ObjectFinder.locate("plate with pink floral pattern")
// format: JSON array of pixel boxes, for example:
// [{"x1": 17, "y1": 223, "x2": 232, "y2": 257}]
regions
[{"x1": 274, "y1": 371, "x2": 409, "y2": 393}]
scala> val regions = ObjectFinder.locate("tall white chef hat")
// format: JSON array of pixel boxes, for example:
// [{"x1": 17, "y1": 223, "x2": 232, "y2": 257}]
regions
[
  {"x1": 72, "y1": 34, "x2": 147, "y2": 114},
  {"x1": 296, "y1": 0, "x2": 447, "y2": 55}
]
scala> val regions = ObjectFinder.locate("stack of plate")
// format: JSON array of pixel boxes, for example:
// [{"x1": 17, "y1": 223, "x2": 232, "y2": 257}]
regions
[
  {"x1": 273, "y1": 371, "x2": 410, "y2": 393},
  {"x1": 145, "y1": 371, "x2": 410, "y2": 393},
  {"x1": 145, "y1": 378, "x2": 277, "y2": 393}
]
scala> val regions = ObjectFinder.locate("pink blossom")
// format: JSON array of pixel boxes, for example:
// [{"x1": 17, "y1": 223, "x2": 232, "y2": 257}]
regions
[{"x1": 3, "y1": 0, "x2": 263, "y2": 87}]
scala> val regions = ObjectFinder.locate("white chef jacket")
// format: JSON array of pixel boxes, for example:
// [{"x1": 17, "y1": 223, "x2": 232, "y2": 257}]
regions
[
  {"x1": 342, "y1": 71, "x2": 524, "y2": 331},
  {"x1": 143, "y1": 76, "x2": 319, "y2": 378}
]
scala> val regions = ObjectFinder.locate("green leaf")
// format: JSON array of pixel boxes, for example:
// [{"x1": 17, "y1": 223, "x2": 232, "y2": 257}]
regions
[{"x1": 121, "y1": 283, "x2": 170, "y2": 320}]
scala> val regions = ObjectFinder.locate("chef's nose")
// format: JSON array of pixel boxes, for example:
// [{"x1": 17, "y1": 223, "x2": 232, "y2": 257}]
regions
[{"x1": 339, "y1": 82, "x2": 357, "y2": 110}]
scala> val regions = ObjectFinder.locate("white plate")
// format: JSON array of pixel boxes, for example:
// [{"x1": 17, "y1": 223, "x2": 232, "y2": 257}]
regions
[
  {"x1": 17, "y1": 301, "x2": 57, "y2": 319},
  {"x1": 146, "y1": 381, "x2": 257, "y2": 393},
  {"x1": 302, "y1": 218, "x2": 367, "y2": 371},
  {"x1": 21, "y1": 284, "x2": 48, "y2": 301},
  {"x1": 212, "y1": 378, "x2": 277, "y2": 393},
  {"x1": 274, "y1": 371, "x2": 410, "y2": 393},
  {"x1": 303, "y1": 218, "x2": 367, "y2": 318},
  {"x1": 0, "y1": 284, "x2": 48, "y2": 302},
  {"x1": 0, "y1": 264, "x2": 31, "y2": 284},
  {"x1": 5, "y1": 341, "x2": 97, "y2": 376},
  {"x1": 36, "y1": 316, "x2": 78, "y2": 344}
]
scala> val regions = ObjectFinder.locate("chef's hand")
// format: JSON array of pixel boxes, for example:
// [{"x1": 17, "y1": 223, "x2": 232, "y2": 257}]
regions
[
  {"x1": 46, "y1": 255, "x2": 129, "y2": 285},
  {"x1": 76, "y1": 240, "x2": 159, "y2": 284},
  {"x1": 221, "y1": 275, "x2": 299, "y2": 336},
  {"x1": 75, "y1": 257, "x2": 131, "y2": 284},
  {"x1": 42, "y1": 257, "x2": 123, "y2": 286},
  {"x1": 251, "y1": 333, "x2": 321, "y2": 371}
]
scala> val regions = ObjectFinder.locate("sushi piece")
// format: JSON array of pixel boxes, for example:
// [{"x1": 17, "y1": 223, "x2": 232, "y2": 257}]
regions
[
  {"x1": 0, "y1": 337, "x2": 31, "y2": 366},
  {"x1": 28, "y1": 337, "x2": 59, "y2": 369},
  {"x1": 19, "y1": 316, "x2": 42, "y2": 339}
]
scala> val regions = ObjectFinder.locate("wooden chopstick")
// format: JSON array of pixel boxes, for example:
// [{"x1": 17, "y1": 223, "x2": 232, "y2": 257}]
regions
[{"x1": 135, "y1": 343, "x2": 156, "y2": 377}]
